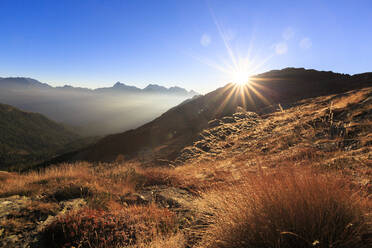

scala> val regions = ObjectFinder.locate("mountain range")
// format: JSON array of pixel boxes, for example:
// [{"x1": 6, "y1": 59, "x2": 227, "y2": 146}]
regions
[
  {"x1": 0, "y1": 78, "x2": 199, "y2": 136},
  {"x1": 0, "y1": 77, "x2": 197, "y2": 95}
]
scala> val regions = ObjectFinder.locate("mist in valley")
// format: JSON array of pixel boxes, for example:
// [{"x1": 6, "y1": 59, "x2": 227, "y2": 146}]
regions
[{"x1": 0, "y1": 79, "x2": 198, "y2": 136}]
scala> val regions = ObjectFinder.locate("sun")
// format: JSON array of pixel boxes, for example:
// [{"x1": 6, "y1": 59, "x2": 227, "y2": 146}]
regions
[
  {"x1": 229, "y1": 57, "x2": 254, "y2": 86},
  {"x1": 232, "y1": 68, "x2": 252, "y2": 86}
]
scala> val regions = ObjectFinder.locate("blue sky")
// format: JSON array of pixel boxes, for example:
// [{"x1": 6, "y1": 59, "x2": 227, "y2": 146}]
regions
[{"x1": 0, "y1": 0, "x2": 371, "y2": 93}]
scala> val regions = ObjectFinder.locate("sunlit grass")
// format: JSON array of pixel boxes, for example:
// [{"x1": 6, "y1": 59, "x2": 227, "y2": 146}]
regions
[
  {"x1": 42, "y1": 204, "x2": 178, "y2": 248},
  {"x1": 197, "y1": 168, "x2": 371, "y2": 248}
]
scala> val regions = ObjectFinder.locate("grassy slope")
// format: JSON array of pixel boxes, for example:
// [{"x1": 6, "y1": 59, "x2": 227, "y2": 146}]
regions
[
  {"x1": 0, "y1": 103, "x2": 80, "y2": 170},
  {"x1": 178, "y1": 87, "x2": 372, "y2": 177}
]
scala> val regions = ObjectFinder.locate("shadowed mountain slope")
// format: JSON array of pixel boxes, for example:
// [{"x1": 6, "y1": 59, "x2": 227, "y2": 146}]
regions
[
  {"x1": 75, "y1": 68, "x2": 372, "y2": 163},
  {"x1": 0, "y1": 103, "x2": 82, "y2": 170}
]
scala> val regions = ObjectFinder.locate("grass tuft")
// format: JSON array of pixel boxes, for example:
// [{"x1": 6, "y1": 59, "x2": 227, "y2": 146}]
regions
[
  {"x1": 198, "y1": 168, "x2": 371, "y2": 248},
  {"x1": 42, "y1": 204, "x2": 178, "y2": 248}
]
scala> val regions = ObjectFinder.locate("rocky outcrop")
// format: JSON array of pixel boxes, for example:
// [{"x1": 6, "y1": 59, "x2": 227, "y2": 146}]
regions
[{"x1": 0, "y1": 196, "x2": 86, "y2": 248}]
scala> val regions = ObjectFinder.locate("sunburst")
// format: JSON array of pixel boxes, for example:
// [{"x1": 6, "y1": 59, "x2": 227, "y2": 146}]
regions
[
  {"x1": 191, "y1": 6, "x2": 277, "y2": 113},
  {"x1": 230, "y1": 58, "x2": 254, "y2": 86}
]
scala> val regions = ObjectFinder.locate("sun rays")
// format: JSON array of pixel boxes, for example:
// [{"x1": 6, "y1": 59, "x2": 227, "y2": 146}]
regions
[
  {"x1": 191, "y1": 7, "x2": 275, "y2": 114},
  {"x1": 204, "y1": 4, "x2": 273, "y2": 88},
  {"x1": 214, "y1": 80, "x2": 272, "y2": 116}
]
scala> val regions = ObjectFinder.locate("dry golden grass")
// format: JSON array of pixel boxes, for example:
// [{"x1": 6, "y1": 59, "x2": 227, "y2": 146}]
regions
[
  {"x1": 42, "y1": 204, "x2": 179, "y2": 248},
  {"x1": 0, "y1": 161, "x2": 203, "y2": 210},
  {"x1": 1, "y1": 152, "x2": 371, "y2": 248},
  {"x1": 128, "y1": 233, "x2": 185, "y2": 248},
  {"x1": 0, "y1": 162, "x2": 95, "y2": 197},
  {"x1": 0, "y1": 162, "x2": 175, "y2": 200},
  {"x1": 0, "y1": 171, "x2": 16, "y2": 181},
  {"x1": 331, "y1": 89, "x2": 369, "y2": 109},
  {"x1": 196, "y1": 167, "x2": 371, "y2": 248}
]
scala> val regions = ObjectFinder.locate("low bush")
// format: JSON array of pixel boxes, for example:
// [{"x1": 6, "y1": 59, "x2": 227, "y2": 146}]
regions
[{"x1": 42, "y1": 205, "x2": 178, "y2": 248}]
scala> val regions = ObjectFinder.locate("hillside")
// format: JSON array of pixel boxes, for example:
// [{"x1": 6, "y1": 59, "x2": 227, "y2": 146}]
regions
[
  {"x1": 0, "y1": 103, "x2": 82, "y2": 170},
  {"x1": 177, "y1": 87, "x2": 372, "y2": 169},
  {"x1": 0, "y1": 85, "x2": 370, "y2": 247},
  {"x1": 75, "y1": 68, "x2": 372, "y2": 163}
]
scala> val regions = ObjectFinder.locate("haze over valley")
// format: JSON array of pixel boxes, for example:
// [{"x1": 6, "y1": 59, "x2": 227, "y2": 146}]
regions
[{"x1": 0, "y1": 77, "x2": 198, "y2": 136}]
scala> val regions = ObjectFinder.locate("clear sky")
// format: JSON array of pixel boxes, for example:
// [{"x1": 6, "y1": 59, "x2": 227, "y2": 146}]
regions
[{"x1": 0, "y1": 0, "x2": 371, "y2": 93}]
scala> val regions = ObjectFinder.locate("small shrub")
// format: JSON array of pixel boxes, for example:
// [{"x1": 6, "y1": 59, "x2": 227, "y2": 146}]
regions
[
  {"x1": 199, "y1": 168, "x2": 370, "y2": 248},
  {"x1": 42, "y1": 205, "x2": 177, "y2": 248}
]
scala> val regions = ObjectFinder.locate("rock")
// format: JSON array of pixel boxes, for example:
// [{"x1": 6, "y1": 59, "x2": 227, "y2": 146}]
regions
[
  {"x1": 37, "y1": 198, "x2": 87, "y2": 232},
  {"x1": 120, "y1": 193, "x2": 148, "y2": 205},
  {"x1": 139, "y1": 186, "x2": 194, "y2": 210},
  {"x1": 60, "y1": 198, "x2": 87, "y2": 214},
  {"x1": 154, "y1": 194, "x2": 181, "y2": 208},
  {"x1": 0, "y1": 195, "x2": 32, "y2": 219}
]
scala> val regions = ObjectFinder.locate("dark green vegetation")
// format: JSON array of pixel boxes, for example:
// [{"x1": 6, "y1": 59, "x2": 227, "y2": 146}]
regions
[{"x1": 0, "y1": 103, "x2": 92, "y2": 170}]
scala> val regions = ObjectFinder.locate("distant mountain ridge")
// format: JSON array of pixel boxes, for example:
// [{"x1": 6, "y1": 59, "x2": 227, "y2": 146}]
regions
[
  {"x1": 0, "y1": 77, "x2": 51, "y2": 89},
  {"x1": 0, "y1": 77, "x2": 197, "y2": 96}
]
